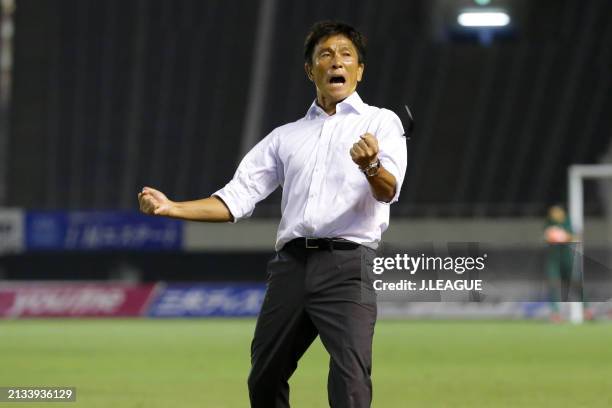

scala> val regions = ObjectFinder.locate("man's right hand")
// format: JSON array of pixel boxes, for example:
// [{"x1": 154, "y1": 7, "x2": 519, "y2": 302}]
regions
[{"x1": 138, "y1": 186, "x2": 173, "y2": 216}]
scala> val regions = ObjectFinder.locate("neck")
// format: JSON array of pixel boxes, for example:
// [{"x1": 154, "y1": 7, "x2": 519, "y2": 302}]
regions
[{"x1": 316, "y1": 94, "x2": 339, "y2": 115}]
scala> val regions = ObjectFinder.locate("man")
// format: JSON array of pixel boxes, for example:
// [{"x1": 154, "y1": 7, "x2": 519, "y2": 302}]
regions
[
  {"x1": 138, "y1": 21, "x2": 407, "y2": 408},
  {"x1": 544, "y1": 205, "x2": 575, "y2": 322},
  {"x1": 543, "y1": 205, "x2": 593, "y2": 322}
]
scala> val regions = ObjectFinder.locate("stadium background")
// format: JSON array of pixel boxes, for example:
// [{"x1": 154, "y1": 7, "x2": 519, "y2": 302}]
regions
[{"x1": 1, "y1": 0, "x2": 612, "y2": 406}]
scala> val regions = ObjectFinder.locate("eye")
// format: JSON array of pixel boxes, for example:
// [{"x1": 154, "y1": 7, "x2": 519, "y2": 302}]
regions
[{"x1": 320, "y1": 52, "x2": 331, "y2": 58}]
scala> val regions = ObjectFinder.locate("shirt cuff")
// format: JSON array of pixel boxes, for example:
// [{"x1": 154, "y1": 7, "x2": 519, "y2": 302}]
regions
[{"x1": 212, "y1": 190, "x2": 240, "y2": 223}]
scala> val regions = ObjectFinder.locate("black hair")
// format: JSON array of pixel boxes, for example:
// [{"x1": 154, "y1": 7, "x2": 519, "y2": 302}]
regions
[{"x1": 304, "y1": 21, "x2": 367, "y2": 65}]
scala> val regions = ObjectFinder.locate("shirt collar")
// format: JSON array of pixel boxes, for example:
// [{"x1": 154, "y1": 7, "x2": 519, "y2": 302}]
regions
[{"x1": 305, "y1": 91, "x2": 367, "y2": 119}]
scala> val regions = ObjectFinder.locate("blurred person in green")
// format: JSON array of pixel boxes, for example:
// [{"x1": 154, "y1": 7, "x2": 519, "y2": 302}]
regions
[{"x1": 543, "y1": 205, "x2": 593, "y2": 322}]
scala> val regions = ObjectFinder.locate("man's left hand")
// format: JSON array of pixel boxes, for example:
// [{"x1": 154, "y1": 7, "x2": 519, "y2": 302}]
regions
[{"x1": 350, "y1": 133, "x2": 379, "y2": 169}]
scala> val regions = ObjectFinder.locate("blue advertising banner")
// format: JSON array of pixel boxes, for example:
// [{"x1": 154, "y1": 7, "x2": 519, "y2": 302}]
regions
[
  {"x1": 25, "y1": 211, "x2": 182, "y2": 251},
  {"x1": 148, "y1": 284, "x2": 266, "y2": 317}
]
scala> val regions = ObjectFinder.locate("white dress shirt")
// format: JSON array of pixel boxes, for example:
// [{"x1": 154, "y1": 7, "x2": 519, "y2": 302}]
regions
[{"x1": 214, "y1": 92, "x2": 407, "y2": 251}]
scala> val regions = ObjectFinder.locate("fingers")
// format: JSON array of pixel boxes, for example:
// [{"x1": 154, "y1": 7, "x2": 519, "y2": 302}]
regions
[
  {"x1": 138, "y1": 191, "x2": 153, "y2": 201},
  {"x1": 350, "y1": 132, "x2": 379, "y2": 168},
  {"x1": 141, "y1": 186, "x2": 157, "y2": 195},
  {"x1": 354, "y1": 133, "x2": 378, "y2": 157},
  {"x1": 138, "y1": 189, "x2": 159, "y2": 215},
  {"x1": 350, "y1": 144, "x2": 366, "y2": 157},
  {"x1": 351, "y1": 140, "x2": 374, "y2": 157},
  {"x1": 140, "y1": 198, "x2": 154, "y2": 214},
  {"x1": 357, "y1": 139, "x2": 369, "y2": 152},
  {"x1": 360, "y1": 133, "x2": 379, "y2": 151}
]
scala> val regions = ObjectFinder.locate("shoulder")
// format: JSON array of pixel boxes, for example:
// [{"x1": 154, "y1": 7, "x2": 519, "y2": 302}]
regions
[
  {"x1": 357, "y1": 97, "x2": 402, "y2": 126},
  {"x1": 365, "y1": 106, "x2": 404, "y2": 137},
  {"x1": 273, "y1": 116, "x2": 309, "y2": 133},
  {"x1": 378, "y1": 108, "x2": 403, "y2": 127}
]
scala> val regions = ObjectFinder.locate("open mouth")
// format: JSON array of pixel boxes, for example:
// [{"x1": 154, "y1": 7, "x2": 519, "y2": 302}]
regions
[{"x1": 329, "y1": 75, "x2": 346, "y2": 85}]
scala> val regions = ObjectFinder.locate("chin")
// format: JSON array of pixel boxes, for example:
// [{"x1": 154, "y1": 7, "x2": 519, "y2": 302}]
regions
[{"x1": 326, "y1": 89, "x2": 351, "y2": 101}]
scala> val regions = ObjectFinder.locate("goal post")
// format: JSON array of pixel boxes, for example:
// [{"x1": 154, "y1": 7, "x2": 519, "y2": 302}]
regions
[{"x1": 567, "y1": 164, "x2": 612, "y2": 324}]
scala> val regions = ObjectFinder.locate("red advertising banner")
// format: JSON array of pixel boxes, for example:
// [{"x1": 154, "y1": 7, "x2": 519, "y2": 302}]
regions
[{"x1": 0, "y1": 283, "x2": 157, "y2": 318}]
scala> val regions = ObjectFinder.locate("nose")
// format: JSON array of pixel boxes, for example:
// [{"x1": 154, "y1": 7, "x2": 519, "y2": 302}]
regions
[{"x1": 331, "y1": 54, "x2": 343, "y2": 68}]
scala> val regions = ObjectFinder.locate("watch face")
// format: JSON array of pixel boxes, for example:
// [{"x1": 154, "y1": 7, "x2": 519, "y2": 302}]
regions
[
  {"x1": 365, "y1": 164, "x2": 379, "y2": 176},
  {"x1": 362, "y1": 159, "x2": 380, "y2": 176}
]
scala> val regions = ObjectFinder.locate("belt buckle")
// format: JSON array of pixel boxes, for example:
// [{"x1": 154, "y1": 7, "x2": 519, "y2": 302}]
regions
[{"x1": 305, "y1": 238, "x2": 319, "y2": 249}]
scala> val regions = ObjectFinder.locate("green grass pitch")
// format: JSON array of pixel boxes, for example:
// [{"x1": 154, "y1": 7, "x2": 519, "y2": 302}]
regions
[{"x1": 1, "y1": 319, "x2": 611, "y2": 407}]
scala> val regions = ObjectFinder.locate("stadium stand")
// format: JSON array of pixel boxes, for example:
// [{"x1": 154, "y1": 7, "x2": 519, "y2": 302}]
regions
[{"x1": 6, "y1": 0, "x2": 612, "y2": 217}]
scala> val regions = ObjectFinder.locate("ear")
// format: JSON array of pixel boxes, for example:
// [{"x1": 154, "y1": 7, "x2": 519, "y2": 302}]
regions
[
  {"x1": 304, "y1": 62, "x2": 313, "y2": 82},
  {"x1": 356, "y1": 63, "x2": 365, "y2": 82}
]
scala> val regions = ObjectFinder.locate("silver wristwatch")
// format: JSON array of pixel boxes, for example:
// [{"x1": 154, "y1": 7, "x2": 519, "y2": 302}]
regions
[{"x1": 361, "y1": 159, "x2": 380, "y2": 177}]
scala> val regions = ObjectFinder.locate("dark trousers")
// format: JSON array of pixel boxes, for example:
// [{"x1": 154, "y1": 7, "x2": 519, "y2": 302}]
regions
[{"x1": 248, "y1": 244, "x2": 377, "y2": 408}]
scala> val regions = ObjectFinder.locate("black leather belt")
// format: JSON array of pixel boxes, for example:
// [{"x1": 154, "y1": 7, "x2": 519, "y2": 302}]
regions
[{"x1": 286, "y1": 237, "x2": 360, "y2": 250}]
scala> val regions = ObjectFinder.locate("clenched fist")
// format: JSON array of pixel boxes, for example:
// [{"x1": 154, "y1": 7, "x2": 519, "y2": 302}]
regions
[
  {"x1": 350, "y1": 133, "x2": 379, "y2": 169},
  {"x1": 138, "y1": 186, "x2": 173, "y2": 216}
]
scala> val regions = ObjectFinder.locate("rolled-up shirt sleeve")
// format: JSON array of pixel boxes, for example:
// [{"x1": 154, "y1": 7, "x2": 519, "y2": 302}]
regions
[
  {"x1": 213, "y1": 130, "x2": 281, "y2": 222},
  {"x1": 376, "y1": 109, "x2": 408, "y2": 204}
]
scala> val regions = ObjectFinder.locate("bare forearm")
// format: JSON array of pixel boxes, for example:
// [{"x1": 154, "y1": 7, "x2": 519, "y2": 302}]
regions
[
  {"x1": 168, "y1": 196, "x2": 233, "y2": 222},
  {"x1": 366, "y1": 166, "x2": 396, "y2": 203},
  {"x1": 349, "y1": 133, "x2": 397, "y2": 203}
]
